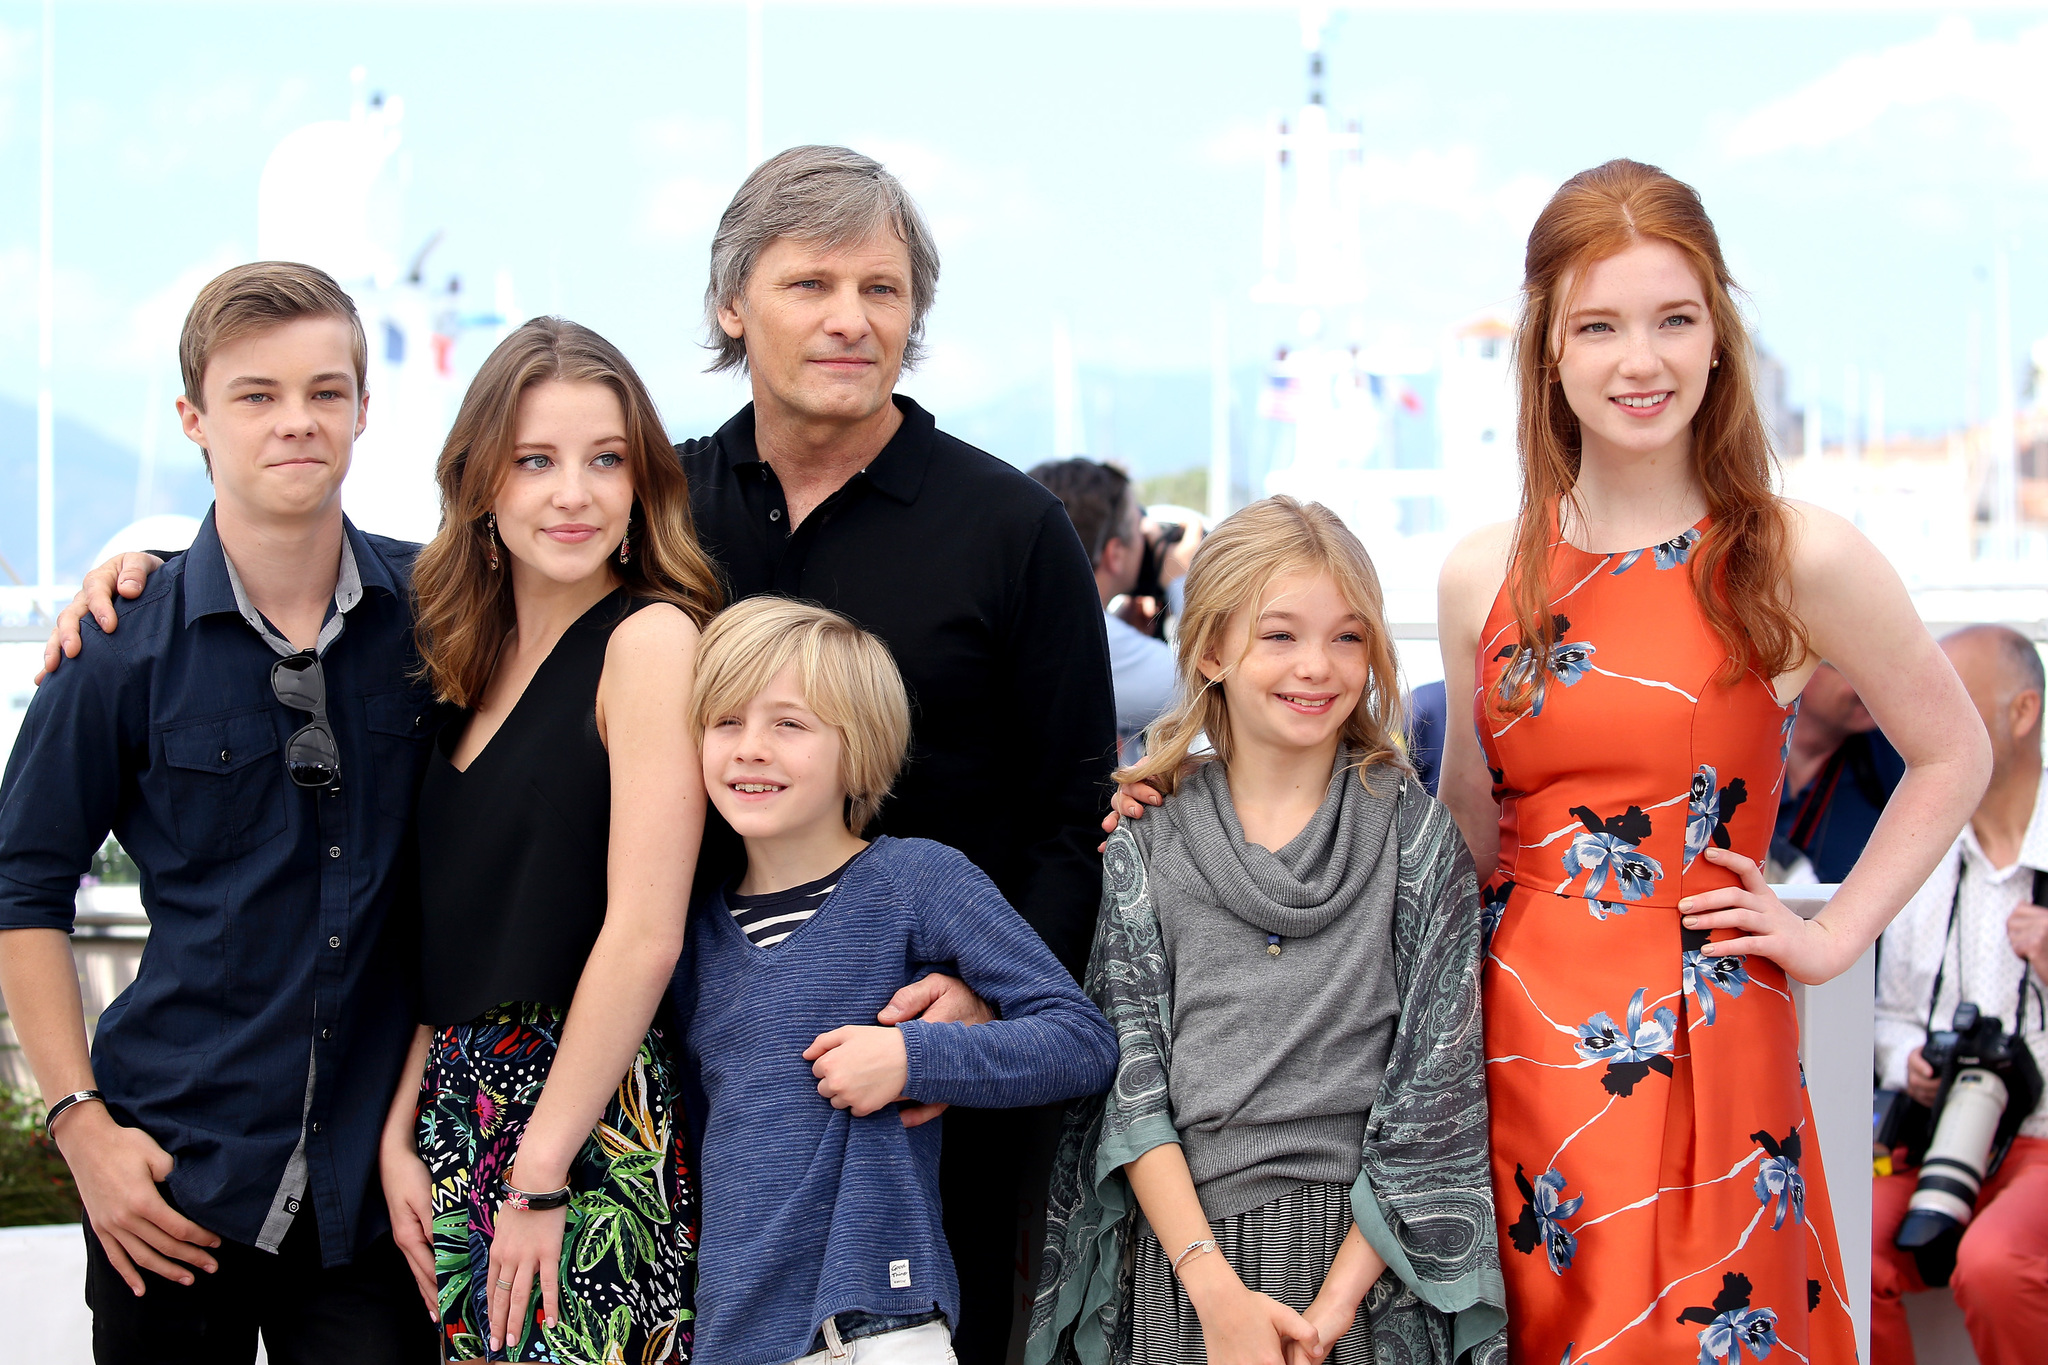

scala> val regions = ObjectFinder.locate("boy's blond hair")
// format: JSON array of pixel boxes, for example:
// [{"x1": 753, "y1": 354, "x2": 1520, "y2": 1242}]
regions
[{"x1": 690, "y1": 597, "x2": 912, "y2": 836}]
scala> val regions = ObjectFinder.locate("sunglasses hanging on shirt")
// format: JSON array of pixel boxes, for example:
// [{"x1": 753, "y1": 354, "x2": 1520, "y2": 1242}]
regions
[{"x1": 271, "y1": 652, "x2": 341, "y2": 789}]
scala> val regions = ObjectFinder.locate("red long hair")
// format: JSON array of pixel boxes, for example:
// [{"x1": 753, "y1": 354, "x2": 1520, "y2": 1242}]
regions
[{"x1": 1495, "y1": 159, "x2": 1805, "y2": 718}]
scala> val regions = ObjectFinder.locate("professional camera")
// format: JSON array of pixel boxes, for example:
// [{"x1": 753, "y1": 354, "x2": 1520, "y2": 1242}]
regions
[
  {"x1": 1893, "y1": 1000, "x2": 2044, "y2": 1276},
  {"x1": 1130, "y1": 519, "x2": 1187, "y2": 605}
]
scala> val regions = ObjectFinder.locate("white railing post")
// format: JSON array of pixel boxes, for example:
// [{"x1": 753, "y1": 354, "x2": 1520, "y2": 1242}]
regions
[{"x1": 1776, "y1": 884, "x2": 1871, "y2": 1363}]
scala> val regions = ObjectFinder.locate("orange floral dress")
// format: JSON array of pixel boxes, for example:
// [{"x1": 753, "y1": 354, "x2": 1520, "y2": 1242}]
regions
[{"x1": 1473, "y1": 523, "x2": 1858, "y2": 1365}]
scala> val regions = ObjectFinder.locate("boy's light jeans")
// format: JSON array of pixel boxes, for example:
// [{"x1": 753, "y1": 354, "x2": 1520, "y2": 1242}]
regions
[{"x1": 788, "y1": 1318, "x2": 956, "y2": 1365}]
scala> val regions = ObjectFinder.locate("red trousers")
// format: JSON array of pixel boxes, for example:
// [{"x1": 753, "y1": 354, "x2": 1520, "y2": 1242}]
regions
[{"x1": 1872, "y1": 1134, "x2": 2048, "y2": 1365}]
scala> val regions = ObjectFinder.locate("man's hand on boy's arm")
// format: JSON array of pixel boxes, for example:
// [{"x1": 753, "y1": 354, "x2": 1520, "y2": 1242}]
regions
[
  {"x1": 805, "y1": 1026, "x2": 910, "y2": 1117},
  {"x1": 37, "y1": 552, "x2": 163, "y2": 684},
  {"x1": 877, "y1": 973, "x2": 994, "y2": 1027},
  {"x1": 875, "y1": 973, "x2": 993, "y2": 1128}
]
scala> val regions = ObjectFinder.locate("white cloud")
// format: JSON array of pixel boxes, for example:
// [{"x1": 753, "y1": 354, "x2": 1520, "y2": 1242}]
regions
[
  {"x1": 1723, "y1": 17, "x2": 2048, "y2": 175},
  {"x1": 1359, "y1": 145, "x2": 1553, "y2": 233},
  {"x1": 632, "y1": 114, "x2": 742, "y2": 243}
]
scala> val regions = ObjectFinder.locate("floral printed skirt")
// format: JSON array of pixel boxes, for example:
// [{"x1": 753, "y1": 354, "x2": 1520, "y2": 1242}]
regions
[
  {"x1": 1483, "y1": 884, "x2": 1856, "y2": 1365},
  {"x1": 418, "y1": 1002, "x2": 697, "y2": 1364}
]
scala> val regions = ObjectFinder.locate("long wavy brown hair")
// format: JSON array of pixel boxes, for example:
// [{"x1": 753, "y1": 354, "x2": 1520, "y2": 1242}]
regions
[
  {"x1": 1496, "y1": 158, "x2": 1805, "y2": 718},
  {"x1": 413, "y1": 318, "x2": 723, "y2": 707},
  {"x1": 1118, "y1": 496, "x2": 1409, "y2": 796}
]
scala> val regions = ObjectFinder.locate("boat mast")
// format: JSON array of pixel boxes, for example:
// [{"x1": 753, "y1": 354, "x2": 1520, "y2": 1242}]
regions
[{"x1": 36, "y1": 0, "x2": 55, "y2": 615}]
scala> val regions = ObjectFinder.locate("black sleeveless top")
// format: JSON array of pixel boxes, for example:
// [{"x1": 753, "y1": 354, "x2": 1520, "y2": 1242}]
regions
[{"x1": 417, "y1": 589, "x2": 651, "y2": 1026}]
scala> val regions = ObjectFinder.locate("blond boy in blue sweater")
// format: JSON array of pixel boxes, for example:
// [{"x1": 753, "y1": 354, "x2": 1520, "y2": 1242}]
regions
[{"x1": 672, "y1": 597, "x2": 1116, "y2": 1365}]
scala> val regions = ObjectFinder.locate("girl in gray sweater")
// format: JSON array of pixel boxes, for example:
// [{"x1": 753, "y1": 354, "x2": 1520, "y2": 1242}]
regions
[{"x1": 1029, "y1": 497, "x2": 1507, "y2": 1365}]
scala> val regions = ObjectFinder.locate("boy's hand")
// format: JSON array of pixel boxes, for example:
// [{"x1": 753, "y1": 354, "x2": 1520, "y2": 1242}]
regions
[
  {"x1": 804, "y1": 1025, "x2": 909, "y2": 1117},
  {"x1": 56, "y1": 1104, "x2": 220, "y2": 1294}
]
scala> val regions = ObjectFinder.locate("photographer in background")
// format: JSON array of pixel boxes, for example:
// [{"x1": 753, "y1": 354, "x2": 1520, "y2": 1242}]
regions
[
  {"x1": 1871, "y1": 625, "x2": 2048, "y2": 1365},
  {"x1": 1028, "y1": 459, "x2": 1200, "y2": 764},
  {"x1": 1771, "y1": 660, "x2": 1906, "y2": 883}
]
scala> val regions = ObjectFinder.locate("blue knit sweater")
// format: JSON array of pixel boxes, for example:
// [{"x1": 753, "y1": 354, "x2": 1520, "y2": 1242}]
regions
[{"x1": 675, "y1": 835, "x2": 1118, "y2": 1365}]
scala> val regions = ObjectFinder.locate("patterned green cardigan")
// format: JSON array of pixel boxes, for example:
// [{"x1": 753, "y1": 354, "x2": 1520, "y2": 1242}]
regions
[{"x1": 1025, "y1": 773, "x2": 1509, "y2": 1365}]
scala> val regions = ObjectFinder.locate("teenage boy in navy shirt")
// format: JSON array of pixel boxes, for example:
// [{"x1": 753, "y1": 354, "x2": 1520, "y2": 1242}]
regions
[
  {"x1": 0, "y1": 263, "x2": 439, "y2": 1364},
  {"x1": 675, "y1": 597, "x2": 1116, "y2": 1365}
]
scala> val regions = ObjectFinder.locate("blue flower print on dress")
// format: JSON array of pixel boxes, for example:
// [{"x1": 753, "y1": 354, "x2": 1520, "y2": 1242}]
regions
[
  {"x1": 1493, "y1": 614, "x2": 1595, "y2": 717},
  {"x1": 1683, "y1": 766, "x2": 1751, "y2": 872},
  {"x1": 1680, "y1": 942, "x2": 1750, "y2": 1026},
  {"x1": 1562, "y1": 803, "x2": 1663, "y2": 902},
  {"x1": 1587, "y1": 899, "x2": 1626, "y2": 921},
  {"x1": 1610, "y1": 526, "x2": 1701, "y2": 575},
  {"x1": 1778, "y1": 702, "x2": 1799, "y2": 768},
  {"x1": 1677, "y1": 1273, "x2": 1779, "y2": 1365},
  {"x1": 1576, "y1": 987, "x2": 1679, "y2": 1097},
  {"x1": 1750, "y1": 1129, "x2": 1806, "y2": 1230},
  {"x1": 1507, "y1": 1164, "x2": 1585, "y2": 1275},
  {"x1": 1481, "y1": 880, "x2": 1511, "y2": 947}
]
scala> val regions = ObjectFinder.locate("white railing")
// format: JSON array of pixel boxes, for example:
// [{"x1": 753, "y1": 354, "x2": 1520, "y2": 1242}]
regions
[{"x1": 1777, "y1": 885, "x2": 1872, "y2": 1363}]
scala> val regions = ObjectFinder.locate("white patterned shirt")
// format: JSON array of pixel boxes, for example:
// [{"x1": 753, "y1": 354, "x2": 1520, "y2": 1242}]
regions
[{"x1": 1874, "y1": 764, "x2": 2048, "y2": 1137}]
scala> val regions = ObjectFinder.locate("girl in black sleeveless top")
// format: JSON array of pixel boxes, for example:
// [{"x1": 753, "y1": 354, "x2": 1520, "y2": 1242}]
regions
[{"x1": 377, "y1": 320, "x2": 721, "y2": 1364}]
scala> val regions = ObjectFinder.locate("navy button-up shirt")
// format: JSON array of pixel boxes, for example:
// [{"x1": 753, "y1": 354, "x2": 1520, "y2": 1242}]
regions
[{"x1": 0, "y1": 510, "x2": 438, "y2": 1266}]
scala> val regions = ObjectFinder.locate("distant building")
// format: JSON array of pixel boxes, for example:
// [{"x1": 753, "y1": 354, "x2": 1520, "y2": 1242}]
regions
[
  {"x1": 1436, "y1": 312, "x2": 1519, "y2": 536},
  {"x1": 1753, "y1": 347, "x2": 1803, "y2": 458}
]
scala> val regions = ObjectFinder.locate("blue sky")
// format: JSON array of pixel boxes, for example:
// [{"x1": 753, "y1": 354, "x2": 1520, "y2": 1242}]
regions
[{"x1": 0, "y1": 1, "x2": 2045, "y2": 555}]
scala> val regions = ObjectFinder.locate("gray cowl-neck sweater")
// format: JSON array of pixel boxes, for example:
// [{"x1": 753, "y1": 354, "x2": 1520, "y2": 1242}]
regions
[{"x1": 1144, "y1": 752, "x2": 1401, "y2": 1220}]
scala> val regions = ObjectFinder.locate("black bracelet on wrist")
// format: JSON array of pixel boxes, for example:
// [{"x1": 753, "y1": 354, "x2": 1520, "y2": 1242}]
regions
[
  {"x1": 44, "y1": 1089, "x2": 104, "y2": 1137},
  {"x1": 500, "y1": 1179, "x2": 572, "y2": 1212}
]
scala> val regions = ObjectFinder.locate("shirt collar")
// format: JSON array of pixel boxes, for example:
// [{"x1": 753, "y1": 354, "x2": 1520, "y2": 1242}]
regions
[
  {"x1": 721, "y1": 394, "x2": 935, "y2": 507},
  {"x1": 2020, "y1": 765, "x2": 2048, "y2": 874},
  {"x1": 184, "y1": 506, "x2": 377, "y2": 658},
  {"x1": 1957, "y1": 764, "x2": 2048, "y2": 879}
]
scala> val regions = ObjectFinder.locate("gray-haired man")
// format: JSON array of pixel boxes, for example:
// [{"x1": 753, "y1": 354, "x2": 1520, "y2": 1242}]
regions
[{"x1": 680, "y1": 146, "x2": 1116, "y2": 1361}]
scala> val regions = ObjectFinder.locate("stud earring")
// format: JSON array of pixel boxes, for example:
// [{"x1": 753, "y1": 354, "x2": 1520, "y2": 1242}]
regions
[
  {"x1": 619, "y1": 530, "x2": 631, "y2": 565},
  {"x1": 1711, "y1": 357, "x2": 1721, "y2": 369},
  {"x1": 486, "y1": 513, "x2": 500, "y2": 572}
]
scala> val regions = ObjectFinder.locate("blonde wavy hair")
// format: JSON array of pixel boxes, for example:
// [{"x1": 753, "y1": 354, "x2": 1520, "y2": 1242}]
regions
[
  {"x1": 1118, "y1": 496, "x2": 1409, "y2": 797},
  {"x1": 689, "y1": 597, "x2": 912, "y2": 836}
]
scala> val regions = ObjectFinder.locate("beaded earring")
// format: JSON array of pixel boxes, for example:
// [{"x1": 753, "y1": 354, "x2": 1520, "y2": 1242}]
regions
[
  {"x1": 619, "y1": 530, "x2": 631, "y2": 565},
  {"x1": 486, "y1": 513, "x2": 500, "y2": 571}
]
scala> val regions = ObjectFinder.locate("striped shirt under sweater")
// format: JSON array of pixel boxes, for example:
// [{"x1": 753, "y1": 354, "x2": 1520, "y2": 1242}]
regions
[{"x1": 674, "y1": 835, "x2": 1118, "y2": 1365}]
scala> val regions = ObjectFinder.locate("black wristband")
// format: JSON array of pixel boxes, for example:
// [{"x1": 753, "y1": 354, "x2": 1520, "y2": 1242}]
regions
[
  {"x1": 500, "y1": 1180, "x2": 572, "y2": 1212},
  {"x1": 44, "y1": 1089, "x2": 104, "y2": 1137}
]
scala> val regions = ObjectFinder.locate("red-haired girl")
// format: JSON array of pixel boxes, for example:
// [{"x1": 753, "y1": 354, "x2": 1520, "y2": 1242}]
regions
[{"x1": 1436, "y1": 159, "x2": 1989, "y2": 1364}]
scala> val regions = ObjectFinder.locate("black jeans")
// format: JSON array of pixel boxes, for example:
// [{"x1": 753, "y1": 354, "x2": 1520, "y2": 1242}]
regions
[{"x1": 82, "y1": 1204, "x2": 438, "y2": 1365}]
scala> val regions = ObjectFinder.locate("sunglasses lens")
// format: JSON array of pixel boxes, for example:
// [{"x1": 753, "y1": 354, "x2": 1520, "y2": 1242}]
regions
[
  {"x1": 286, "y1": 725, "x2": 339, "y2": 788},
  {"x1": 271, "y1": 654, "x2": 324, "y2": 711}
]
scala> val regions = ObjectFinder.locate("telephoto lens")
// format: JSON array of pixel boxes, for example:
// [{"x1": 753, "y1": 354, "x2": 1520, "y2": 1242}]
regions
[{"x1": 1895, "y1": 1066, "x2": 2010, "y2": 1249}]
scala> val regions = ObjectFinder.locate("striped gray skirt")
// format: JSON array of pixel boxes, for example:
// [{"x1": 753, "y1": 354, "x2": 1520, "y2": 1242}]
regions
[{"x1": 1130, "y1": 1181, "x2": 1375, "y2": 1365}]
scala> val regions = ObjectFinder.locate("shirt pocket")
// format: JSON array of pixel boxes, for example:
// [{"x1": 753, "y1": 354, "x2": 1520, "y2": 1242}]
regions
[
  {"x1": 159, "y1": 711, "x2": 287, "y2": 858},
  {"x1": 363, "y1": 688, "x2": 436, "y2": 821}
]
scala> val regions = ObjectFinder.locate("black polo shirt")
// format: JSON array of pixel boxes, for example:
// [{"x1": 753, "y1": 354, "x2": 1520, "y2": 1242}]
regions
[{"x1": 681, "y1": 396, "x2": 1115, "y2": 972}]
